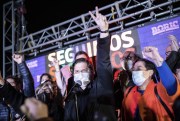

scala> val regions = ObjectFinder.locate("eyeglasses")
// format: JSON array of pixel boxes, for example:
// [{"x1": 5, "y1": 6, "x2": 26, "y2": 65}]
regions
[{"x1": 74, "y1": 68, "x2": 89, "y2": 74}]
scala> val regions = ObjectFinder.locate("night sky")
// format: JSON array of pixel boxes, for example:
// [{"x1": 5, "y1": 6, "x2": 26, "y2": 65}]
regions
[{"x1": 0, "y1": 0, "x2": 114, "y2": 74}]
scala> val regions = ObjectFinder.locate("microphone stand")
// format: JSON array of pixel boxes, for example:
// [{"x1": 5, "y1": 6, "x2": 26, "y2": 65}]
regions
[
  {"x1": 75, "y1": 93, "x2": 80, "y2": 121},
  {"x1": 64, "y1": 80, "x2": 81, "y2": 101},
  {"x1": 64, "y1": 80, "x2": 82, "y2": 121}
]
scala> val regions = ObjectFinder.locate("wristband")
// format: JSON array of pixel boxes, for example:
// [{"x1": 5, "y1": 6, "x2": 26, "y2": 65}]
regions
[{"x1": 100, "y1": 30, "x2": 109, "y2": 33}]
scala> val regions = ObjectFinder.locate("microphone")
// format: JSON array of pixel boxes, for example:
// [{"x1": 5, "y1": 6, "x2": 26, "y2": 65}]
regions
[
  {"x1": 75, "y1": 80, "x2": 82, "y2": 87},
  {"x1": 65, "y1": 80, "x2": 82, "y2": 101}
]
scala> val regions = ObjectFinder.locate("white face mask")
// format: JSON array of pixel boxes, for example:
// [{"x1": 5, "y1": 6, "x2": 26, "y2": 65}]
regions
[
  {"x1": 74, "y1": 72, "x2": 90, "y2": 90},
  {"x1": 132, "y1": 71, "x2": 149, "y2": 86},
  {"x1": 127, "y1": 60, "x2": 133, "y2": 70}
]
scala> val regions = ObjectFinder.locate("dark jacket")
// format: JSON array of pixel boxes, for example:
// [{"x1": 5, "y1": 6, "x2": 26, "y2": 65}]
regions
[
  {"x1": 0, "y1": 99, "x2": 18, "y2": 121},
  {"x1": 166, "y1": 48, "x2": 180, "y2": 73},
  {"x1": 0, "y1": 83, "x2": 63, "y2": 121},
  {"x1": 0, "y1": 61, "x2": 35, "y2": 121},
  {"x1": 18, "y1": 61, "x2": 35, "y2": 97},
  {"x1": 64, "y1": 35, "x2": 117, "y2": 121}
]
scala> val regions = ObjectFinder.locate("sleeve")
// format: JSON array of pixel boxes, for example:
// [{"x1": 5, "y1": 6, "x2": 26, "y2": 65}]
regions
[
  {"x1": 156, "y1": 61, "x2": 177, "y2": 95},
  {"x1": 55, "y1": 71, "x2": 66, "y2": 97},
  {"x1": 18, "y1": 61, "x2": 35, "y2": 97},
  {"x1": 96, "y1": 35, "x2": 113, "y2": 92}
]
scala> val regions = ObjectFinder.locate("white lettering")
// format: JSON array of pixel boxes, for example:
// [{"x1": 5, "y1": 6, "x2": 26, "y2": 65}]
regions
[
  {"x1": 110, "y1": 34, "x2": 121, "y2": 51},
  {"x1": 121, "y1": 31, "x2": 134, "y2": 48},
  {"x1": 151, "y1": 20, "x2": 179, "y2": 35},
  {"x1": 87, "y1": 42, "x2": 93, "y2": 57},
  {"x1": 57, "y1": 50, "x2": 65, "y2": 65},
  {"x1": 65, "y1": 48, "x2": 74, "y2": 63},
  {"x1": 48, "y1": 52, "x2": 56, "y2": 67},
  {"x1": 27, "y1": 60, "x2": 38, "y2": 68},
  {"x1": 93, "y1": 40, "x2": 97, "y2": 56}
]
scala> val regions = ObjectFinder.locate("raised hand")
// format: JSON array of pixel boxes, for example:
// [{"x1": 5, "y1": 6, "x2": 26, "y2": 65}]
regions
[
  {"x1": 168, "y1": 35, "x2": 179, "y2": 51},
  {"x1": 61, "y1": 65, "x2": 72, "y2": 84},
  {"x1": 51, "y1": 58, "x2": 60, "y2": 71},
  {"x1": 143, "y1": 46, "x2": 164, "y2": 66},
  {"x1": 89, "y1": 6, "x2": 109, "y2": 32},
  {"x1": 20, "y1": 98, "x2": 48, "y2": 120},
  {"x1": 12, "y1": 54, "x2": 24, "y2": 64}
]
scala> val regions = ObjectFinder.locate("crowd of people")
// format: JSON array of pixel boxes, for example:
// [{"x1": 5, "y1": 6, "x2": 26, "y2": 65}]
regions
[{"x1": 0, "y1": 7, "x2": 180, "y2": 121}]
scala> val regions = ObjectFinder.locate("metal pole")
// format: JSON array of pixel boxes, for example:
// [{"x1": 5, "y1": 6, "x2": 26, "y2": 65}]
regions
[
  {"x1": 3, "y1": 4, "x2": 6, "y2": 78},
  {"x1": 12, "y1": 1, "x2": 15, "y2": 75}
]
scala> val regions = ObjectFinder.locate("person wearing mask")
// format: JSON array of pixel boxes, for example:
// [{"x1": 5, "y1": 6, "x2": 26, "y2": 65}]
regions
[
  {"x1": 52, "y1": 50, "x2": 91, "y2": 97},
  {"x1": 120, "y1": 51, "x2": 140, "y2": 92},
  {"x1": 52, "y1": 7, "x2": 117, "y2": 121},
  {"x1": 121, "y1": 46, "x2": 178, "y2": 121}
]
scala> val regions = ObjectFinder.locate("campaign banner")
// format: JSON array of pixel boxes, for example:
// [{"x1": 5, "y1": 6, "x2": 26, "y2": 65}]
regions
[
  {"x1": 26, "y1": 16, "x2": 180, "y2": 88},
  {"x1": 137, "y1": 16, "x2": 180, "y2": 59},
  {"x1": 26, "y1": 56, "x2": 46, "y2": 88},
  {"x1": 46, "y1": 29, "x2": 141, "y2": 70}
]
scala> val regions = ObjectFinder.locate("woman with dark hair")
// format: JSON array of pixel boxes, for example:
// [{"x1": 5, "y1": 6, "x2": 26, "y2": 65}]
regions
[
  {"x1": 121, "y1": 46, "x2": 178, "y2": 121},
  {"x1": 35, "y1": 80, "x2": 64, "y2": 121},
  {"x1": 40, "y1": 73, "x2": 53, "y2": 84}
]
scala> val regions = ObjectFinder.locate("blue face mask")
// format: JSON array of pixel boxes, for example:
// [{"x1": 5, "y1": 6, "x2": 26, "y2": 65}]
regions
[{"x1": 132, "y1": 71, "x2": 149, "y2": 86}]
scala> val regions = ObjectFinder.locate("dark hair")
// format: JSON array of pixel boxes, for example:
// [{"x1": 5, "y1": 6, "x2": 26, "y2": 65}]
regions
[
  {"x1": 40, "y1": 73, "x2": 53, "y2": 84},
  {"x1": 5, "y1": 75, "x2": 22, "y2": 91},
  {"x1": 5, "y1": 75, "x2": 17, "y2": 83},
  {"x1": 71, "y1": 58, "x2": 94, "y2": 80},
  {"x1": 74, "y1": 51, "x2": 89, "y2": 60},
  {"x1": 135, "y1": 58, "x2": 159, "y2": 82},
  {"x1": 124, "y1": 53, "x2": 141, "y2": 70},
  {"x1": 175, "y1": 61, "x2": 180, "y2": 71}
]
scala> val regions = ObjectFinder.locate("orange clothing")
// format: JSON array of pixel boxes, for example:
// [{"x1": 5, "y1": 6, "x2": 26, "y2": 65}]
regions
[{"x1": 122, "y1": 80, "x2": 174, "y2": 121}]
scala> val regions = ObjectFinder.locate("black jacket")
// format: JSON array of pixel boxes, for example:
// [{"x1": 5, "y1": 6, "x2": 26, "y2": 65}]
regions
[
  {"x1": 166, "y1": 48, "x2": 180, "y2": 73},
  {"x1": 0, "y1": 83, "x2": 63, "y2": 121},
  {"x1": 64, "y1": 35, "x2": 117, "y2": 121},
  {"x1": 18, "y1": 61, "x2": 35, "y2": 97},
  {"x1": 0, "y1": 62, "x2": 63, "y2": 121},
  {"x1": 0, "y1": 61, "x2": 35, "y2": 121}
]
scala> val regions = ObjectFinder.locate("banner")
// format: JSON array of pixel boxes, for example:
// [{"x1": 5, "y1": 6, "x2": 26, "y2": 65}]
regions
[
  {"x1": 137, "y1": 16, "x2": 180, "y2": 59},
  {"x1": 26, "y1": 16, "x2": 180, "y2": 88}
]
